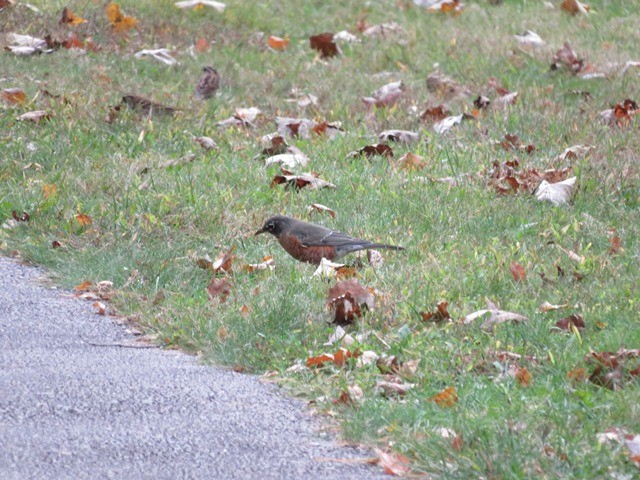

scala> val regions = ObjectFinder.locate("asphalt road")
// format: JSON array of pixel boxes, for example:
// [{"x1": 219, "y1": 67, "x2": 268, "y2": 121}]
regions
[{"x1": 0, "y1": 258, "x2": 386, "y2": 480}]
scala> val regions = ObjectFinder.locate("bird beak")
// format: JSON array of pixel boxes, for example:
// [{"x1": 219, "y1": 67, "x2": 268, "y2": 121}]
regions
[{"x1": 254, "y1": 226, "x2": 266, "y2": 236}]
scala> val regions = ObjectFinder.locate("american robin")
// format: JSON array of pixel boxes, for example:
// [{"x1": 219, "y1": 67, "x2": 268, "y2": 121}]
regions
[
  {"x1": 255, "y1": 215, "x2": 404, "y2": 264},
  {"x1": 195, "y1": 66, "x2": 220, "y2": 100}
]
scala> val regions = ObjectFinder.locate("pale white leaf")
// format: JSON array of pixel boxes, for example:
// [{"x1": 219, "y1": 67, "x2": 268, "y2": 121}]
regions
[{"x1": 535, "y1": 176, "x2": 577, "y2": 206}]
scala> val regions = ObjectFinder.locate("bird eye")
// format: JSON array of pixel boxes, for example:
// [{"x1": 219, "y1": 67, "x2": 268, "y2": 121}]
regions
[{"x1": 267, "y1": 222, "x2": 275, "y2": 230}]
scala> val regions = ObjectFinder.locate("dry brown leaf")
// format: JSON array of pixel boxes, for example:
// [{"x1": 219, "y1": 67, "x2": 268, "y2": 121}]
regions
[
  {"x1": 271, "y1": 170, "x2": 336, "y2": 190},
  {"x1": 242, "y1": 256, "x2": 275, "y2": 273},
  {"x1": 206, "y1": 277, "x2": 231, "y2": 303},
  {"x1": 307, "y1": 203, "x2": 335, "y2": 218},
  {"x1": 75, "y1": 213, "x2": 93, "y2": 226},
  {"x1": 539, "y1": 301, "x2": 569, "y2": 312},
  {"x1": 372, "y1": 448, "x2": 412, "y2": 476},
  {"x1": 17, "y1": 110, "x2": 51, "y2": 123},
  {"x1": 395, "y1": 152, "x2": 426, "y2": 171},
  {"x1": 555, "y1": 314, "x2": 585, "y2": 331},
  {"x1": 551, "y1": 42, "x2": 584, "y2": 74},
  {"x1": 420, "y1": 300, "x2": 451, "y2": 323},
  {"x1": 2, "y1": 88, "x2": 26, "y2": 106},
  {"x1": 560, "y1": 0, "x2": 590, "y2": 15},
  {"x1": 74, "y1": 280, "x2": 93, "y2": 292},
  {"x1": 309, "y1": 32, "x2": 339, "y2": 58},
  {"x1": 509, "y1": 261, "x2": 526, "y2": 281},
  {"x1": 192, "y1": 135, "x2": 218, "y2": 151},
  {"x1": 306, "y1": 347, "x2": 360, "y2": 368},
  {"x1": 376, "y1": 379, "x2": 415, "y2": 397},
  {"x1": 516, "y1": 367, "x2": 532, "y2": 386},
  {"x1": 347, "y1": 143, "x2": 394, "y2": 159},
  {"x1": 212, "y1": 246, "x2": 234, "y2": 275},
  {"x1": 362, "y1": 81, "x2": 404, "y2": 108},
  {"x1": 327, "y1": 279, "x2": 375, "y2": 325}
]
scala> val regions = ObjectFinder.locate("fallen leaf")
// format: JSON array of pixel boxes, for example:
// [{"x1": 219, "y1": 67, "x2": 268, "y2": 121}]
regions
[
  {"x1": 515, "y1": 367, "x2": 532, "y2": 386},
  {"x1": 333, "y1": 384, "x2": 364, "y2": 405},
  {"x1": 555, "y1": 314, "x2": 586, "y2": 332},
  {"x1": 509, "y1": 261, "x2": 526, "y2": 281},
  {"x1": 376, "y1": 379, "x2": 415, "y2": 397},
  {"x1": 551, "y1": 42, "x2": 584, "y2": 74},
  {"x1": 268, "y1": 35, "x2": 289, "y2": 50},
  {"x1": 373, "y1": 448, "x2": 412, "y2": 476},
  {"x1": 426, "y1": 71, "x2": 470, "y2": 99},
  {"x1": 430, "y1": 386, "x2": 458, "y2": 407},
  {"x1": 395, "y1": 152, "x2": 426, "y2": 171},
  {"x1": 105, "y1": 3, "x2": 138, "y2": 32},
  {"x1": 175, "y1": 0, "x2": 226, "y2": 12},
  {"x1": 306, "y1": 347, "x2": 359, "y2": 368},
  {"x1": 75, "y1": 213, "x2": 93, "y2": 226},
  {"x1": 367, "y1": 249, "x2": 384, "y2": 268},
  {"x1": 92, "y1": 301, "x2": 107, "y2": 315},
  {"x1": 554, "y1": 145, "x2": 594, "y2": 162},
  {"x1": 217, "y1": 107, "x2": 262, "y2": 128},
  {"x1": 539, "y1": 301, "x2": 569, "y2": 312},
  {"x1": 59, "y1": 7, "x2": 86, "y2": 25},
  {"x1": 347, "y1": 143, "x2": 394, "y2": 159},
  {"x1": 206, "y1": 277, "x2": 231, "y2": 303},
  {"x1": 134, "y1": 48, "x2": 177, "y2": 66},
  {"x1": 74, "y1": 280, "x2": 93, "y2": 291},
  {"x1": 11, "y1": 211, "x2": 30, "y2": 222},
  {"x1": 427, "y1": 0, "x2": 465, "y2": 14},
  {"x1": 420, "y1": 104, "x2": 450, "y2": 122},
  {"x1": 242, "y1": 256, "x2": 275, "y2": 273},
  {"x1": 212, "y1": 246, "x2": 234, "y2": 275},
  {"x1": 17, "y1": 110, "x2": 51, "y2": 123},
  {"x1": 420, "y1": 300, "x2": 451, "y2": 323},
  {"x1": 327, "y1": 279, "x2": 375, "y2": 325},
  {"x1": 535, "y1": 176, "x2": 577, "y2": 206},
  {"x1": 378, "y1": 130, "x2": 420, "y2": 145},
  {"x1": 2, "y1": 88, "x2": 26, "y2": 105},
  {"x1": 609, "y1": 235, "x2": 623, "y2": 255},
  {"x1": 362, "y1": 22, "x2": 405, "y2": 38},
  {"x1": 514, "y1": 30, "x2": 544, "y2": 48},
  {"x1": 42, "y1": 183, "x2": 57, "y2": 199},
  {"x1": 434, "y1": 114, "x2": 464, "y2": 134},
  {"x1": 560, "y1": 0, "x2": 590, "y2": 15},
  {"x1": 192, "y1": 135, "x2": 218, "y2": 151},
  {"x1": 362, "y1": 81, "x2": 404, "y2": 108},
  {"x1": 264, "y1": 153, "x2": 308, "y2": 169},
  {"x1": 271, "y1": 170, "x2": 336, "y2": 190},
  {"x1": 464, "y1": 300, "x2": 528, "y2": 331},
  {"x1": 309, "y1": 32, "x2": 339, "y2": 58},
  {"x1": 307, "y1": 203, "x2": 335, "y2": 218}
]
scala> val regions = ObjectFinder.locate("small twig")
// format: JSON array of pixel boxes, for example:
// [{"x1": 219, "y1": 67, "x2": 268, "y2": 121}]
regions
[{"x1": 78, "y1": 333, "x2": 159, "y2": 349}]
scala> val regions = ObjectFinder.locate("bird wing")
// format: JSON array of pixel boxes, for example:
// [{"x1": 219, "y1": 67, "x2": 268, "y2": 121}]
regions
[{"x1": 299, "y1": 228, "x2": 370, "y2": 248}]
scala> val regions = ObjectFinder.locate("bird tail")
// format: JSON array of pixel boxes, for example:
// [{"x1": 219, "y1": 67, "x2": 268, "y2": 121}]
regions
[{"x1": 367, "y1": 243, "x2": 405, "y2": 251}]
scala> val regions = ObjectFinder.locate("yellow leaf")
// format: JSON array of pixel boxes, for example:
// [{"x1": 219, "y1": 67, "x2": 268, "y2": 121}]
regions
[
  {"x1": 60, "y1": 7, "x2": 87, "y2": 26},
  {"x1": 42, "y1": 183, "x2": 57, "y2": 199},
  {"x1": 105, "y1": 3, "x2": 138, "y2": 32}
]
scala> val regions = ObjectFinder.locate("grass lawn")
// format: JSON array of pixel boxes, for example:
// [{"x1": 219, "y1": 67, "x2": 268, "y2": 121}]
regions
[{"x1": 2, "y1": 0, "x2": 639, "y2": 477}]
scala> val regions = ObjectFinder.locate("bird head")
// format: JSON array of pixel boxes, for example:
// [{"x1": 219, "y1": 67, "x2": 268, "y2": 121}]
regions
[{"x1": 254, "y1": 215, "x2": 291, "y2": 237}]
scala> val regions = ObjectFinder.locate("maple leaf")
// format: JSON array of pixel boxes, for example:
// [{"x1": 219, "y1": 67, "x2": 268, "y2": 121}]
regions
[
  {"x1": 327, "y1": 279, "x2": 375, "y2": 325},
  {"x1": 309, "y1": 32, "x2": 339, "y2": 58}
]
